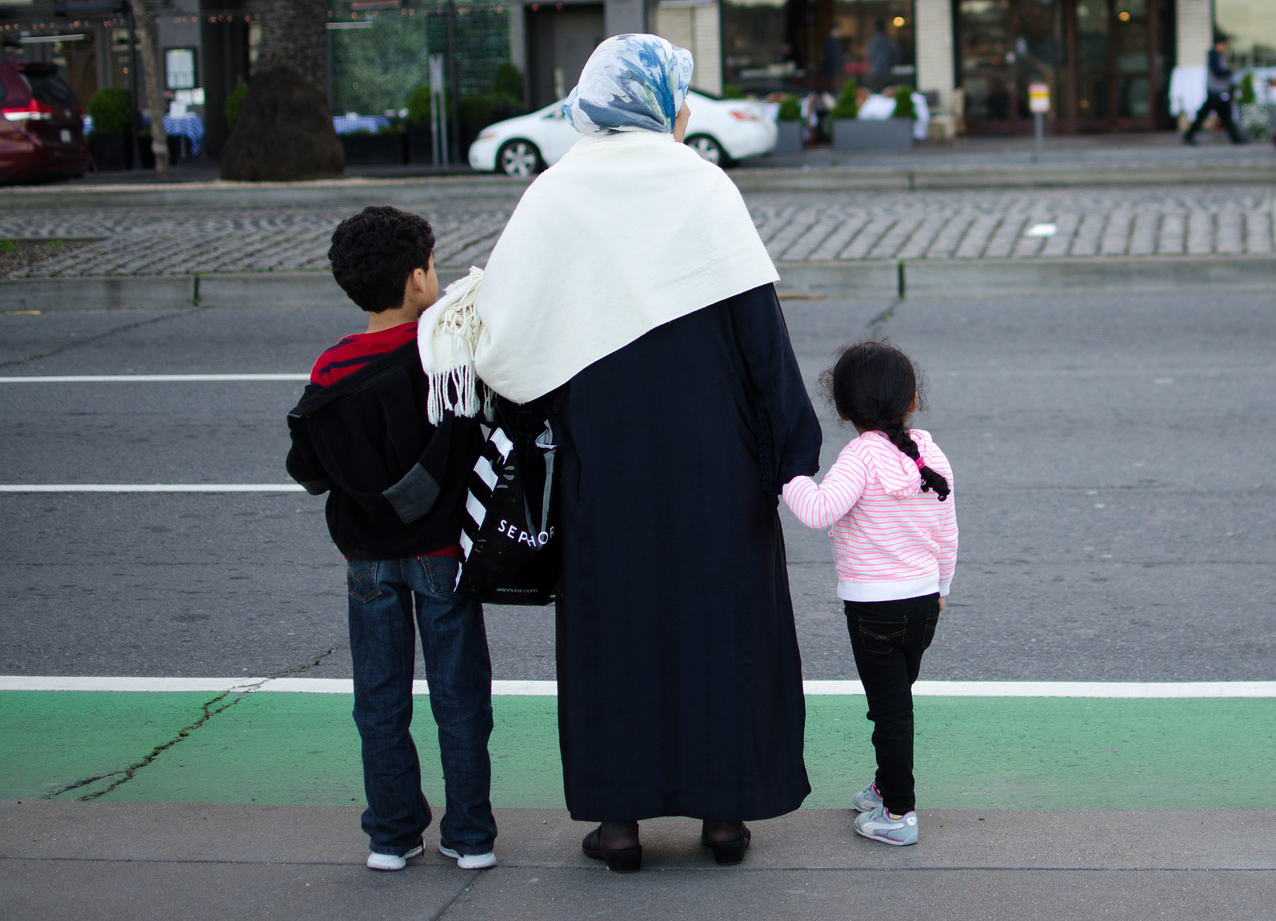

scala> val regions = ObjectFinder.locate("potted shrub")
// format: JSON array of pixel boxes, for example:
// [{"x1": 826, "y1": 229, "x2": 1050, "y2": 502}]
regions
[
  {"x1": 1237, "y1": 73, "x2": 1268, "y2": 141},
  {"x1": 773, "y1": 94, "x2": 804, "y2": 155},
  {"x1": 832, "y1": 78, "x2": 914, "y2": 151},
  {"x1": 87, "y1": 87, "x2": 135, "y2": 170},
  {"x1": 829, "y1": 78, "x2": 860, "y2": 150}
]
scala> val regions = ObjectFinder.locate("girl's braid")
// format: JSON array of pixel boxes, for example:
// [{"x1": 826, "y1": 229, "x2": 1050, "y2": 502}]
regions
[{"x1": 879, "y1": 418, "x2": 950, "y2": 501}]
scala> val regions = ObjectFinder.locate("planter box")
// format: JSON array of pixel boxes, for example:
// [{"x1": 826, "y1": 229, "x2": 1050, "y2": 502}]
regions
[
  {"x1": 832, "y1": 118, "x2": 915, "y2": 151},
  {"x1": 88, "y1": 132, "x2": 131, "y2": 171},
  {"x1": 406, "y1": 125, "x2": 439, "y2": 164},
  {"x1": 773, "y1": 120, "x2": 805, "y2": 155},
  {"x1": 339, "y1": 132, "x2": 406, "y2": 165}
]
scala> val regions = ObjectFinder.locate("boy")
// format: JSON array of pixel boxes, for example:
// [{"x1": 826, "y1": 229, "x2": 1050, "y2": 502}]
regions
[{"x1": 286, "y1": 206, "x2": 496, "y2": 871}]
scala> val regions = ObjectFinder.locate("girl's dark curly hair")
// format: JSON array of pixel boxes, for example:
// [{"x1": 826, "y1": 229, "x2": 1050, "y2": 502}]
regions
[{"x1": 821, "y1": 339, "x2": 950, "y2": 501}]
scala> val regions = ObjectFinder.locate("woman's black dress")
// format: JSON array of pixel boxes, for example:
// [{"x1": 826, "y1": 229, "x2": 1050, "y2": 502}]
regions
[{"x1": 550, "y1": 283, "x2": 822, "y2": 821}]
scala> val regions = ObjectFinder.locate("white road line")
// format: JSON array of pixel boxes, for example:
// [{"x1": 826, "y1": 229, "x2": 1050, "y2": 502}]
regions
[
  {"x1": 2, "y1": 677, "x2": 1274, "y2": 698},
  {"x1": 0, "y1": 484, "x2": 304, "y2": 493},
  {"x1": 0, "y1": 374, "x2": 308, "y2": 383}
]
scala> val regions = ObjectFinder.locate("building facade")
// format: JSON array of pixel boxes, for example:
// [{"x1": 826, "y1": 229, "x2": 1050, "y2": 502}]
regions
[{"x1": 507, "y1": 0, "x2": 1273, "y2": 133}]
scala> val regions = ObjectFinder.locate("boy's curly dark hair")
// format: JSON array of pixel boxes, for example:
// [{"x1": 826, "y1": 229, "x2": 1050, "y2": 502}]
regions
[
  {"x1": 821, "y1": 339, "x2": 950, "y2": 501},
  {"x1": 328, "y1": 206, "x2": 435, "y2": 312}
]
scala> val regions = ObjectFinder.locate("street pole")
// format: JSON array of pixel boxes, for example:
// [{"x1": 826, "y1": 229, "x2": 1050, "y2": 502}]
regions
[
  {"x1": 1029, "y1": 81, "x2": 1049, "y2": 162},
  {"x1": 126, "y1": 2, "x2": 141, "y2": 170}
]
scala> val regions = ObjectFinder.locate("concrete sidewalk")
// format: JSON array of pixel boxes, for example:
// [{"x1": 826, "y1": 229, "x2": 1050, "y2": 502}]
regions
[{"x1": 3, "y1": 801, "x2": 1274, "y2": 921}]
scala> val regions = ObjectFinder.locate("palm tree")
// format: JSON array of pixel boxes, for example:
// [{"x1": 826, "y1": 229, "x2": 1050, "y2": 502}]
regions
[{"x1": 220, "y1": 0, "x2": 343, "y2": 180}]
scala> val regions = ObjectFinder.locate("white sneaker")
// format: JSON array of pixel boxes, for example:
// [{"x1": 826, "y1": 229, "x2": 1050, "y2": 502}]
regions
[
  {"x1": 851, "y1": 780, "x2": 884, "y2": 813},
  {"x1": 439, "y1": 844, "x2": 497, "y2": 869},
  {"x1": 366, "y1": 838, "x2": 424, "y2": 871}
]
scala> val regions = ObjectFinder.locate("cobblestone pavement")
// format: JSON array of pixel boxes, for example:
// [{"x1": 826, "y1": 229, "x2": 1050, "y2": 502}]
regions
[{"x1": 2, "y1": 183, "x2": 1274, "y2": 278}]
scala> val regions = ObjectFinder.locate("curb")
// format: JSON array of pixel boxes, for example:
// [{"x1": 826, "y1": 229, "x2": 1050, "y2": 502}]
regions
[
  {"x1": 731, "y1": 164, "x2": 1276, "y2": 193},
  {"x1": 2, "y1": 162, "x2": 1274, "y2": 208},
  {"x1": 4, "y1": 257, "x2": 1273, "y2": 311}
]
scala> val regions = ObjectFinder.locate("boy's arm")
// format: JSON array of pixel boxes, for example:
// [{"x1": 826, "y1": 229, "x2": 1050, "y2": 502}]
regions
[{"x1": 286, "y1": 416, "x2": 332, "y2": 496}]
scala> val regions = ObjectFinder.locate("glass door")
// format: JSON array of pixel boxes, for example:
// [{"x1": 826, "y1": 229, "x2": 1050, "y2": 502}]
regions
[
  {"x1": 959, "y1": 0, "x2": 1064, "y2": 134},
  {"x1": 1068, "y1": 0, "x2": 1168, "y2": 130},
  {"x1": 958, "y1": 0, "x2": 1015, "y2": 132}
]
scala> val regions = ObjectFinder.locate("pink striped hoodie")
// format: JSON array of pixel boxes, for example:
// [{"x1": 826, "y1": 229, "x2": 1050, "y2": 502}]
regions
[{"x1": 782, "y1": 429, "x2": 957, "y2": 602}]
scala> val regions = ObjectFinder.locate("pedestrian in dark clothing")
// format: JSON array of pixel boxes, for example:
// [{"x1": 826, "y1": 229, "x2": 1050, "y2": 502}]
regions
[
  {"x1": 866, "y1": 21, "x2": 900, "y2": 92},
  {"x1": 1184, "y1": 34, "x2": 1245, "y2": 145}
]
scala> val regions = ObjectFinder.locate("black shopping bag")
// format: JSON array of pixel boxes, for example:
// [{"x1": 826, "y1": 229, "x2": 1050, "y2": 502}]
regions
[{"x1": 456, "y1": 400, "x2": 560, "y2": 605}]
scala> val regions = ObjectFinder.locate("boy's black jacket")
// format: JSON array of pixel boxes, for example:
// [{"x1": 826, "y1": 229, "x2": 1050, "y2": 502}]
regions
[{"x1": 286, "y1": 341, "x2": 481, "y2": 560}]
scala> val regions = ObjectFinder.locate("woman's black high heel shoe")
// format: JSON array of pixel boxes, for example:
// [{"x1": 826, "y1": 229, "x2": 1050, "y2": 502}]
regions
[
  {"x1": 700, "y1": 821, "x2": 751, "y2": 865},
  {"x1": 582, "y1": 822, "x2": 642, "y2": 873}
]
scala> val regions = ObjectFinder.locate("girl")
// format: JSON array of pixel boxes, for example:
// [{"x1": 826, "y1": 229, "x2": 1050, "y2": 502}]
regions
[{"x1": 782, "y1": 340, "x2": 957, "y2": 847}]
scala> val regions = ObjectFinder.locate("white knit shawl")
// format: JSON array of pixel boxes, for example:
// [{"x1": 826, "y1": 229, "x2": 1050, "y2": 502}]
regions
[{"x1": 418, "y1": 129, "x2": 778, "y2": 417}]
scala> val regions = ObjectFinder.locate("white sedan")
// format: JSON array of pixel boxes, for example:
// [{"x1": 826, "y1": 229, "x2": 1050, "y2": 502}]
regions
[{"x1": 468, "y1": 90, "x2": 777, "y2": 176}]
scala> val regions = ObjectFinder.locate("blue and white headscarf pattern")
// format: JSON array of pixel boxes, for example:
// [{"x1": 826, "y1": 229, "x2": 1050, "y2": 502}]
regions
[{"x1": 563, "y1": 34, "x2": 694, "y2": 137}]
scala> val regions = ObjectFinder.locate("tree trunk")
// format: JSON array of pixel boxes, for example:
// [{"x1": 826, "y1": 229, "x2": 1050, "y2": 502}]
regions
[
  {"x1": 220, "y1": 0, "x2": 343, "y2": 181},
  {"x1": 129, "y1": 0, "x2": 169, "y2": 176}
]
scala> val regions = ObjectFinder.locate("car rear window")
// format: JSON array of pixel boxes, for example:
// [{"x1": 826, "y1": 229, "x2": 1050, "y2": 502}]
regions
[{"x1": 25, "y1": 73, "x2": 78, "y2": 106}]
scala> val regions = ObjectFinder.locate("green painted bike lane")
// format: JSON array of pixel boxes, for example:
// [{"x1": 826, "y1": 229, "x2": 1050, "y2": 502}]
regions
[{"x1": 3, "y1": 691, "x2": 1273, "y2": 809}]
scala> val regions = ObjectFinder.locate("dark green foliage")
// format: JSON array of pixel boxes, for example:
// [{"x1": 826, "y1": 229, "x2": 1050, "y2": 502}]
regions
[
  {"x1": 491, "y1": 61, "x2": 524, "y2": 102},
  {"x1": 777, "y1": 95, "x2": 802, "y2": 121},
  {"x1": 329, "y1": 4, "x2": 512, "y2": 116},
  {"x1": 830, "y1": 78, "x2": 860, "y2": 119},
  {"x1": 892, "y1": 84, "x2": 917, "y2": 120},
  {"x1": 88, "y1": 87, "x2": 133, "y2": 135},
  {"x1": 225, "y1": 79, "x2": 247, "y2": 128},
  {"x1": 1238, "y1": 73, "x2": 1256, "y2": 106}
]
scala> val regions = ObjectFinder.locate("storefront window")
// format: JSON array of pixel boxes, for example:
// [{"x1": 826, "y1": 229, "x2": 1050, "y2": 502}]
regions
[
  {"x1": 721, "y1": 0, "x2": 790, "y2": 95},
  {"x1": 830, "y1": 0, "x2": 916, "y2": 90},
  {"x1": 1216, "y1": 0, "x2": 1276, "y2": 67},
  {"x1": 720, "y1": 0, "x2": 914, "y2": 97}
]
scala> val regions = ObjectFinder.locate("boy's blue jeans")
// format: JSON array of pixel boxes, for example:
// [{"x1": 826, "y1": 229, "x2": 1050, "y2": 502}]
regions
[{"x1": 346, "y1": 554, "x2": 496, "y2": 857}]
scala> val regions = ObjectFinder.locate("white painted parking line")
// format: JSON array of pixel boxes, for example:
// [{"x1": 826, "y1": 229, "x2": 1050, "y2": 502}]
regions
[
  {"x1": 2, "y1": 677, "x2": 1274, "y2": 698},
  {"x1": 0, "y1": 484, "x2": 304, "y2": 493},
  {"x1": 0, "y1": 374, "x2": 308, "y2": 383}
]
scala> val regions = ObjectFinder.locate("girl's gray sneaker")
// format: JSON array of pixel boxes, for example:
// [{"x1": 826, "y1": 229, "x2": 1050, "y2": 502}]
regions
[
  {"x1": 854, "y1": 805, "x2": 919, "y2": 846},
  {"x1": 851, "y1": 780, "x2": 884, "y2": 813}
]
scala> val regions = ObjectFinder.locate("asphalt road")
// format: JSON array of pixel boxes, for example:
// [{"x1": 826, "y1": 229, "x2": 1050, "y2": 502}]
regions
[{"x1": 2, "y1": 288, "x2": 1273, "y2": 682}]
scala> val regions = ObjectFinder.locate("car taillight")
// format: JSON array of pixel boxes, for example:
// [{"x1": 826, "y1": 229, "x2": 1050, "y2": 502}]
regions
[
  {"x1": 1, "y1": 99, "x2": 55, "y2": 122},
  {"x1": 728, "y1": 109, "x2": 760, "y2": 122}
]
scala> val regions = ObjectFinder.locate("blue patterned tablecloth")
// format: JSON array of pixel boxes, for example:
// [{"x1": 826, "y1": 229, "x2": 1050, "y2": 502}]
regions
[
  {"x1": 162, "y1": 113, "x2": 205, "y2": 157},
  {"x1": 333, "y1": 114, "x2": 392, "y2": 135}
]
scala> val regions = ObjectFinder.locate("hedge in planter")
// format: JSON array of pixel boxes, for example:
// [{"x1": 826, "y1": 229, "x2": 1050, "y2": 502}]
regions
[
  {"x1": 87, "y1": 87, "x2": 136, "y2": 170},
  {"x1": 773, "y1": 94, "x2": 804, "y2": 155},
  {"x1": 832, "y1": 80, "x2": 915, "y2": 151}
]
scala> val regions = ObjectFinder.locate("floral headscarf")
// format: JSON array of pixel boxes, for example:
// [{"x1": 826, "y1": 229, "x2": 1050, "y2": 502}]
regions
[{"x1": 563, "y1": 33, "x2": 694, "y2": 137}]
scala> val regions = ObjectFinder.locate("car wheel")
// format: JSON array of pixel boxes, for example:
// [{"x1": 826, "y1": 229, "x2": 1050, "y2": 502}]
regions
[
  {"x1": 497, "y1": 139, "x2": 543, "y2": 177},
  {"x1": 684, "y1": 134, "x2": 730, "y2": 167}
]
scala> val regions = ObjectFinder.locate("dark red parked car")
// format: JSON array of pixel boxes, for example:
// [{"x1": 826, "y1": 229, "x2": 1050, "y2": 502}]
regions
[{"x1": 0, "y1": 59, "x2": 89, "y2": 184}]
